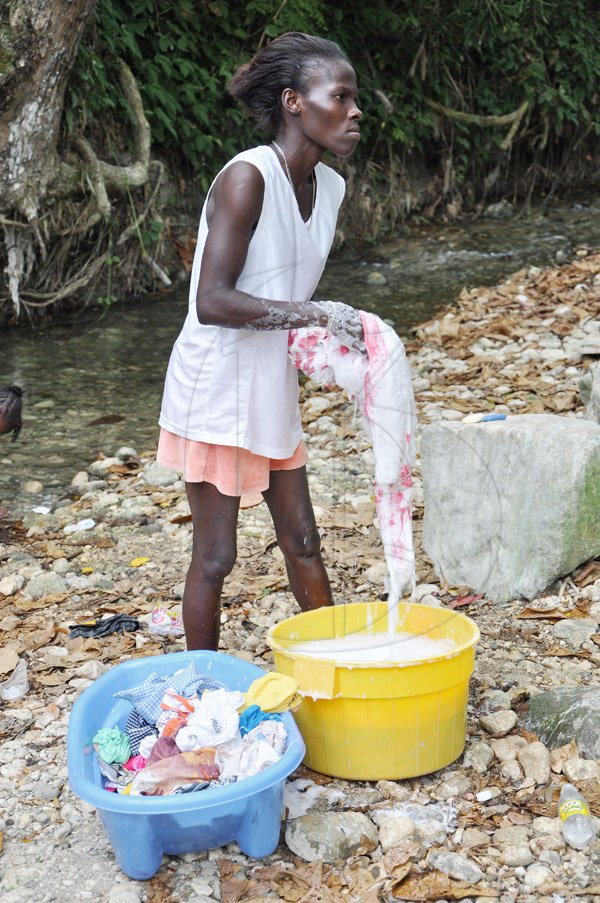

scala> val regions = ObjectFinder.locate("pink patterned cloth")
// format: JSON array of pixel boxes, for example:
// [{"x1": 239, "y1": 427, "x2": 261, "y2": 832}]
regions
[{"x1": 288, "y1": 312, "x2": 416, "y2": 598}]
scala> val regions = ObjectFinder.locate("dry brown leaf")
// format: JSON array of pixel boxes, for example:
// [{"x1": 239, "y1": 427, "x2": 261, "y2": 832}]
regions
[
  {"x1": 391, "y1": 872, "x2": 499, "y2": 900},
  {"x1": 106, "y1": 463, "x2": 142, "y2": 476},
  {"x1": 573, "y1": 559, "x2": 600, "y2": 586},
  {"x1": 13, "y1": 592, "x2": 70, "y2": 611},
  {"x1": 292, "y1": 765, "x2": 333, "y2": 785},
  {"x1": 506, "y1": 810, "x2": 532, "y2": 825},
  {"x1": 22, "y1": 625, "x2": 56, "y2": 651},
  {"x1": 33, "y1": 672, "x2": 66, "y2": 686},
  {"x1": 383, "y1": 847, "x2": 419, "y2": 876},
  {"x1": 219, "y1": 858, "x2": 252, "y2": 903},
  {"x1": 545, "y1": 646, "x2": 591, "y2": 659},
  {"x1": 550, "y1": 740, "x2": 579, "y2": 774},
  {"x1": 0, "y1": 646, "x2": 19, "y2": 675},
  {"x1": 516, "y1": 606, "x2": 565, "y2": 620},
  {"x1": 269, "y1": 870, "x2": 312, "y2": 901},
  {"x1": 540, "y1": 884, "x2": 600, "y2": 897}
]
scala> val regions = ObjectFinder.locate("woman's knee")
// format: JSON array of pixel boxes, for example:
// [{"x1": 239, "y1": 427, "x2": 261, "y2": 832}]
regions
[
  {"x1": 193, "y1": 541, "x2": 237, "y2": 584},
  {"x1": 278, "y1": 522, "x2": 322, "y2": 562}
]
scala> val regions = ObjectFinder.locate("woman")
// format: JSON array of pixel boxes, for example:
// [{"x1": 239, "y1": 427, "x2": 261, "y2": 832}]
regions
[{"x1": 158, "y1": 32, "x2": 364, "y2": 650}]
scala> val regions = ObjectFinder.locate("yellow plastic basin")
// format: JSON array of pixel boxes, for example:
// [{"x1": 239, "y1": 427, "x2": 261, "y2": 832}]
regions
[{"x1": 266, "y1": 602, "x2": 480, "y2": 780}]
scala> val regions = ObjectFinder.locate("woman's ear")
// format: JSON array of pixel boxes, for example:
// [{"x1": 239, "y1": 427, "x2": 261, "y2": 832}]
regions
[{"x1": 281, "y1": 88, "x2": 301, "y2": 116}]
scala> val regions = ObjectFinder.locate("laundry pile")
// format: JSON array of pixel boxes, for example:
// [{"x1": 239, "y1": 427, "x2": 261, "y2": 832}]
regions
[{"x1": 91, "y1": 662, "x2": 300, "y2": 796}]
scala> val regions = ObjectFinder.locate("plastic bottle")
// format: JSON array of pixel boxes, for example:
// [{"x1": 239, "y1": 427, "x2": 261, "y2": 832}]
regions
[{"x1": 558, "y1": 783, "x2": 596, "y2": 850}]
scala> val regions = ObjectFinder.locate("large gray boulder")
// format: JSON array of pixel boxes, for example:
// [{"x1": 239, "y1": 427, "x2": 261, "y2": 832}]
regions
[
  {"x1": 526, "y1": 687, "x2": 600, "y2": 758},
  {"x1": 579, "y1": 362, "x2": 600, "y2": 424},
  {"x1": 421, "y1": 414, "x2": 600, "y2": 601}
]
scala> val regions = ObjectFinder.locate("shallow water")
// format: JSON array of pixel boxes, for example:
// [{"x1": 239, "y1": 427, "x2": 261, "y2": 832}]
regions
[{"x1": 2, "y1": 198, "x2": 600, "y2": 512}]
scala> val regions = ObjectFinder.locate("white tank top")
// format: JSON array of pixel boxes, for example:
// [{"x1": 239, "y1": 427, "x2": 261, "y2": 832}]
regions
[{"x1": 159, "y1": 145, "x2": 345, "y2": 457}]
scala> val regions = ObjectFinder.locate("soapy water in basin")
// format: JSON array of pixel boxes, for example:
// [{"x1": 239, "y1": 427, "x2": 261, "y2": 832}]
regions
[{"x1": 292, "y1": 632, "x2": 458, "y2": 664}]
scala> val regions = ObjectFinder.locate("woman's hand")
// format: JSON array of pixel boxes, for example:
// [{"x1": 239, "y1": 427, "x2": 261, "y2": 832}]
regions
[{"x1": 315, "y1": 300, "x2": 365, "y2": 353}]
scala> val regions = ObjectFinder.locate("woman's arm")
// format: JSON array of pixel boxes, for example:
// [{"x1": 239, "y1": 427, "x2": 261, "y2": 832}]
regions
[{"x1": 197, "y1": 162, "x2": 363, "y2": 348}]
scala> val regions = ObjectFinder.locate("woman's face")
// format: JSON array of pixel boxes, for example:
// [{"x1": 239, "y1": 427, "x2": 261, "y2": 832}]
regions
[{"x1": 292, "y1": 60, "x2": 362, "y2": 157}]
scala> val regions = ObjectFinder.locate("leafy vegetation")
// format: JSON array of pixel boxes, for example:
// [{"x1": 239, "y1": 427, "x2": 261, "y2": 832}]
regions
[{"x1": 68, "y1": 0, "x2": 600, "y2": 221}]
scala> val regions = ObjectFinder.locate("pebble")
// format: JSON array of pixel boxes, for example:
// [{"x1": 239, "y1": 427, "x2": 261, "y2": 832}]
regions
[
  {"x1": 531, "y1": 816, "x2": 562, "y2": 836},
  {"x1": 365, "y1": 270, "x2": 387, "y2": 286},
  {"x1": 428, "y1": 850, "x2": 484, "y2": 883},
  {"x1": 551, "y1": 618, "x2": 599, "y2": 648},
  {"x1": 461, "y1": 827, "x2": 490, "y2": 848},
  {"x1": 491, "y1": 736, "x2": 528, "y2": 761},
  {"x1": 500, "y1": 844, "x2": 533, "y2": 867},
  {"x1": 493, "y1": 826, "x2": 531, "y2": 845},
  {"x1": 436, "y1": 772, "x2": 473, "y2": 799},
  {"x1": 33, "y1": 782, "x2": 60, "y2": 801},
  {"x1": 476, "y1": 787, "x2": 502, "y2": 803},
  {"x1": 285, "y1": 812, "x2": 378, "y2": 862},
  {"x1": 0, "y1": 574, "x2": 26, "y2": 595},
  {"x1": 87, "y1": 457, "x2": 121, "y2": 475},
  {"x1": 563, "y1": 757, "x2": 600, "y2": 782},
  {"x1": 500, "y1": 760, "x2": 524, "y2": 783},
  {"x1": 378, "y1": 816, "x2": 416, "y2": 851},
  {"x1": 21, "y1": 480, "x2": 44, "y2": 494},
  {"x1": 23, "y1": 572, "x2": 67, "y2": 599},
  {"x1": 522, "y1": 862, "x2": 553, "y2": 888},
  {"x1": 517, "y1": 741, "x2": 551, "y2": 785},
  {"x1": 480, "y1": 710, "x2": 518, "y2": 736},
  {"x1": 415, "y1": 818, "x2": 448, "y2": 848},
  {"x1": 375, "y1": 780, "x2": 411, "y2": 802},
  {"x1": 70, "y1": 471, "x2": 89, "y2": 488},
  {"x1": 107, "y1": 886, "x2": 142, "y2": 903},
  {"x1": 463, "y1": 741, "x2": 494, "y2": 773}
]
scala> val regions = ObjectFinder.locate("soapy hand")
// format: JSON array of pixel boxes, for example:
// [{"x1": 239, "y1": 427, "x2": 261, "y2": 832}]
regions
[{"x1": 315, "y1": 300, "x2": 365, "y2": 353}]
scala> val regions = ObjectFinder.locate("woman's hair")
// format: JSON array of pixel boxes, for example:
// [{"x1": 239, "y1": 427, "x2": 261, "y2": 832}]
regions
[{"x1": 228, "y1": 32, "x2": 349, "y2": 135}]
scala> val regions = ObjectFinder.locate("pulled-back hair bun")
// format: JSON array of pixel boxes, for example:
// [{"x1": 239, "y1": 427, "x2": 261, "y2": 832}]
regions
[{"x1": 228, "y1": 32, "x2": 349, "y2": 135}]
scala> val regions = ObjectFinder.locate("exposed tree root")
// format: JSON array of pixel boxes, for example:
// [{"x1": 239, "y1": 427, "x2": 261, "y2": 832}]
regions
[
  {"x1": 1, "y1": 61, "x2": 162, "y2": 319},
  {"x1": 1, "y1": 160, "x2": 167, "y2": 313}
]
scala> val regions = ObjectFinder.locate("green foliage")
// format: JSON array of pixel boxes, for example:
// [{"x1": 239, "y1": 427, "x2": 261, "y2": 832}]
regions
[{"x1": 67, "y1": 0, "x2": 600, "y2": 201}]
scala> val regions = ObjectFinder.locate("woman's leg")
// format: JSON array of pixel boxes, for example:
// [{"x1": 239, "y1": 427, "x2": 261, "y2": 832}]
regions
[
  {"x1": 183, "y1": 481, "x2": 240, "y2": 650},
  {"x1": 262, "y1": 466, "x2": 332, "y2": 610}
]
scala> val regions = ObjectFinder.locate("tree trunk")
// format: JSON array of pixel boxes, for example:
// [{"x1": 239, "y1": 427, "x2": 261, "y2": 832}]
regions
[
  {"x1": 0, "y1": 0, "x2": 97, "y2": 221},
  {"x1": 0, "y1": 0, "x2": 159, "y2": 319}
]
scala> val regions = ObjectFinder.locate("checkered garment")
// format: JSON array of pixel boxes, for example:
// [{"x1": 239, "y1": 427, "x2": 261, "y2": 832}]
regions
[{"x1": 115, "y1": 661, "x2": 224, "y2": 725}]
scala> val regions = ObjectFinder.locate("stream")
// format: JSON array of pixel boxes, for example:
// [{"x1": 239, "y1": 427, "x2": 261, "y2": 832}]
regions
[{"x1": 2, "y1": 198, "x2": 600, "y2": 513}]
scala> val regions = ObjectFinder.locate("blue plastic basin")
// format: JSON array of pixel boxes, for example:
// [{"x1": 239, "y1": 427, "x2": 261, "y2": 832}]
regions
[{"x1": 67, "y1": 650, "x2": 305, "y2": 879}]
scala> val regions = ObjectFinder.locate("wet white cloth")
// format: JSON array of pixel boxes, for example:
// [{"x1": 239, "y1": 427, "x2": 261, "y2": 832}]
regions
[
  {"x1": 175, "y1": 689, "x2": 243, "y2": 752},
  {"x1": 288, "y1": 311, "x2": 416, "y2": 597},
  {"x1": 215, "y1": 721, "x2": 288, "y2": 782}
]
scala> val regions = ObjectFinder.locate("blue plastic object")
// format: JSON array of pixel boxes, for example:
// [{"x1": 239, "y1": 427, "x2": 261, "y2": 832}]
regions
[{"x1": 67, "y1": 651, "x2": 305, "y2": 879}]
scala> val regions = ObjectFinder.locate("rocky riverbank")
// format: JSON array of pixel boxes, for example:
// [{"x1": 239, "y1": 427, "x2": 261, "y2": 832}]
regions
[{"x1": 0, "y1": 253, "x2": 599, "y2": 903}]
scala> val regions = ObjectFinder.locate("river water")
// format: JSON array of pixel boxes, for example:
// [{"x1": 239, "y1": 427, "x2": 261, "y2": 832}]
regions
[{"x1": 2, "y1": 200, "x2": 600, "y2": 513}]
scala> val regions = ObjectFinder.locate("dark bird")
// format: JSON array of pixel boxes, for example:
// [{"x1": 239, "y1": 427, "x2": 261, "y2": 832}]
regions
[{"x1": 0, "y1": 386, "x2": 23, "y2": 441}]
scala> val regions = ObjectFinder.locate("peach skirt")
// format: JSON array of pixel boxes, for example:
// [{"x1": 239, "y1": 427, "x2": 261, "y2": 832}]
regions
[{"x1": 156, "y1": 428, "x2": 308, "y2": 497}]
